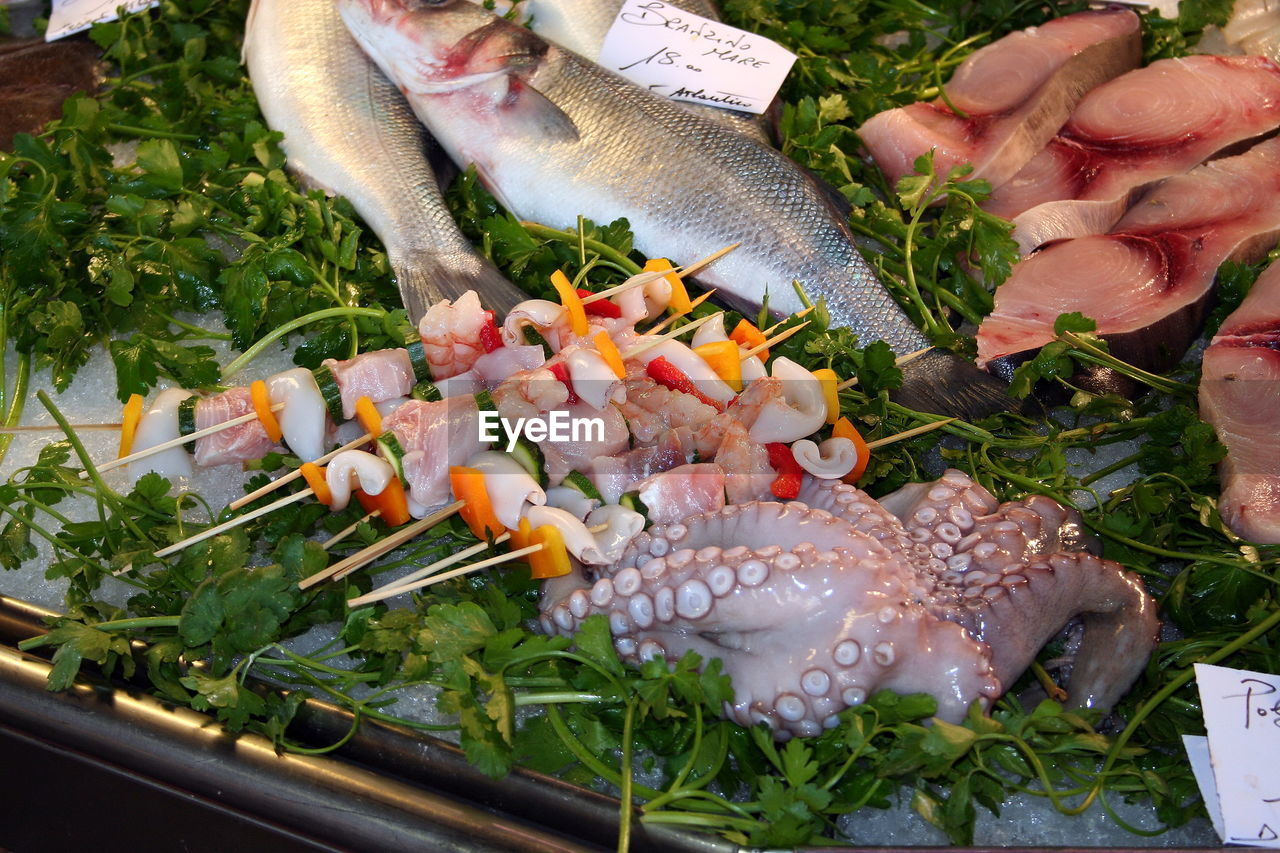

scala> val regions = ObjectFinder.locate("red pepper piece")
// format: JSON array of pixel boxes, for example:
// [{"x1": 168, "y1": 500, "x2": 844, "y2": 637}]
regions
[
  {"x1": 766, "y1": 442, "x2": 802, "y2": 500},
  {"x1": 646, "y1": 356, "x2": 723, "y2": 412},
  {"x1": 548, "y1": 360, "x2": 580, "y2": 405},
  {"x1": 577, "y1": 288, "x2": 623, "y2": 318},
  {"x1": 479, "y1": 310, "x2": 504, "y2": 353}
]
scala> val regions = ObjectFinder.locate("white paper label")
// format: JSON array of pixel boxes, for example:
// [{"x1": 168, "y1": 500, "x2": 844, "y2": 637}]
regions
[
  {"x1": 46, "y1": 0, "x2": 157, "y2": 41},
  {"x1": 598, "y1": 0, "x2": 796, "y2": 115},
  {"x1": 1194, "y1": 663, "x2": 1280, "y2": 847},
  {"x1": 1183, "y1": 735, "x2": 1226, "y2": 840}
]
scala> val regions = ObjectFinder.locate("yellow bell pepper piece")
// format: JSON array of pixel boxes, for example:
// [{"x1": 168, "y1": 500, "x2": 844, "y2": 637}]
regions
[
  {"x1": 529, "y1": 524, "x2": 571, "y2": 579},
  {"x1": 550, "y1": 269, "x2": 589, "y2": 337},
  {"x1": 594, "y1": 331, "x2": 626, "y2": 379},
  {"x1": 811, "y1": 368, "x2": 840, "y2": 424},
  {"x1": 117, "y1": 393, "x2": 145, "y2": 459},
  {"x1": 693, "y1": 340, "x2": 743, "y2": 392},
  {"x1": 643, "y1": 258, "x2": 692, "y2": 315}
]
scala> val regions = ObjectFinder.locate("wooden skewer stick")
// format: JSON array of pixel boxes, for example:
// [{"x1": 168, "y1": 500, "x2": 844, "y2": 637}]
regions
[
  {"x1": 641, "y1": 290, "x2": 717, "y2": 336},
  {"x1": 676, "y1": 242, "x2": 740, "y2": 278},
  {"x1": 0, "y1": 423, "x2": 123, "y2": 432},
  {"x1": 578, "y1": 267, "x2": 675, "y2": 305},
  {"x1": 358, "y1": 521, "x2": 610, "y2": 602},
  {"x1": 153, "y1": 488, "x2": 313, "y2": 558},
  {"x1": 836, "y1": 347, "x2": 932, "y2": 392},
  {"x1": 100, "y1": 402, "x2": 285, "y2": 474},
  {"x1": 621, "y1": 311, "x2": 724, "y2": 360},
  {"x1": 299, "y1": 500, "x2": 465, "y2": 590},
  {"x1": 228, "y1": 433, "x2": 374, "y2": 511},
  {"x1": 578, "y1": 243, "x2": 740, "y2": 305},
  {"x1": 865, "y1": 418, "x2": 956, "y2": 450},
  {"x1": 347, "y1": 544, "x2": 543, "y2": 607},
  {"x1": 739, "y1": 321, "x2": 810, "y2": 361},
  {"x1": 322, "y1": 510, "x2": 381, "y2": 550},
  {"x1": 759, "y1": 306, "x2": 815, "y2": 338},
  {"x1": 353, "y1": 534, "x2": 510, "y2": 600}
]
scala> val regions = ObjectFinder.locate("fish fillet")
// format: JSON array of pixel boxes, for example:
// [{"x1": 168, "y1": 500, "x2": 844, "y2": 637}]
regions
[{"x1": 1200, "y1": 261, "x2": 1280, "y2": 544}]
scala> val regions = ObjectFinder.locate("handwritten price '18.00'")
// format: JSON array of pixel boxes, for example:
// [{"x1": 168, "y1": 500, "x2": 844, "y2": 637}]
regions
[{"x1": 618, "y1": 44, "x2": 770, "y2": 73}]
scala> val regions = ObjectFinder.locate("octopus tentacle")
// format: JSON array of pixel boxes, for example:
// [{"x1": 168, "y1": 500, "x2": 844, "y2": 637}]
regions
[
  {"x1": 539, "y1": 470, "x2": 1159, "y2": 736},
  {"x1": 541, "y1": 502, "x2": 1002, "y2": 735},
  {"x1": 944, "y1": 550, "x2": 1159, "y2": 711}
]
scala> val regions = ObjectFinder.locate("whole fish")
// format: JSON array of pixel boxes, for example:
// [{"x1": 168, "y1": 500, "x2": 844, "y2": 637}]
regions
[
  {"x1": 335, "y1": 0, "x2": 1015, "y2": 417},
  {"x1": 243, "y1": 0, "x2": 526, "y2": 322},
  {"x1": 514, "y1": 0, "x2": 774, "y2": 143}
]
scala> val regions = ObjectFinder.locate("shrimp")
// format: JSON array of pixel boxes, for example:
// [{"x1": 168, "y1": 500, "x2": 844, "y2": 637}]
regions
[{"x1": 418, "y1": 289, "x2": 488, "y2": 379}]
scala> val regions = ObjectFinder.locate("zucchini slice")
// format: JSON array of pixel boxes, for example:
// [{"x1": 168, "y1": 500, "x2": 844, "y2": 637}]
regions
[
  {"x1": 312, "y1": 363, "x2": 344, "y2": 423},
  {"x1": 177, "y1": 395, "x2": 198, "y2": 455},
  {"x1": 375, "y1": 430, "x2": 409, "y2": 486},
  {"x1": 561, "y1": 470, "x2": 603, "y2": 503},
  {"x1": 618, "y1": 490, "x2": 649, "y2": 520},
  {"x1": 405, "y1": 339, "x2": 432, "y2": 383},
  {"x1": 412, "y1": 380, "x2": 442, "y2": 402}
]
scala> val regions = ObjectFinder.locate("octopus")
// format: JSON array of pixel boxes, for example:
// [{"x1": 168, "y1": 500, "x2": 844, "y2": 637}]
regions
[{"x1": 540, "y1": 470, "x2": 1159, "y2": 739}]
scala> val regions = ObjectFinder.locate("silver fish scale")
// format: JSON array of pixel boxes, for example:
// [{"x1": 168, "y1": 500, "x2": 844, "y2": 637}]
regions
[
  {"x1": 474, "y1": 43, "x2": 931, "y2": 353},
  {"x1": 244, "y1": 0, "x2": 524, "y2": 320}
]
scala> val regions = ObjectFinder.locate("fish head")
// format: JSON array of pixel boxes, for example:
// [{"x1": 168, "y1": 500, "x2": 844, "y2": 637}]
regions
[{"x1": 336, "y1": 0, "x2": 546, "y2": 95}]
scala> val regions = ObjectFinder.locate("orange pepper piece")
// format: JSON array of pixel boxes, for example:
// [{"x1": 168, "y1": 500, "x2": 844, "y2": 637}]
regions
[
  {"x1": 831, "y1": 417, "x2": 871, "y2": 484},
  {"x1": 449, "y1": 465, "x2": 505, "y2": 540},
  {"x1": 593, "y1": 331, "x2": 626, "y2": 379},
  {"x1": 528, "y1": 524, "x2": 571, "y2": 579},
  {"x1": 811, "y1": 368, "x2": 840, "y2": 424},
  {"x1": 300, "y1": 462, "x2": 333, "y2": 506},
  {"x1": 729, "y1": 319, "x2": 769, "y2": 362},
  {"x1": 354, "y1": 395, "x2": 382, "y2": 437},
  {"x1": 249, "y1": 380, "x2": 284, "y2": 443}
]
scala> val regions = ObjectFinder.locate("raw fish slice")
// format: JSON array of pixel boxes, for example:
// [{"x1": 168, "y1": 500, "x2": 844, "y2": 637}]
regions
[
  {"x1": 857, "y1": 9, "x2": 1140, "y2": 191},
  {"x1": 1219, "y1": 0, "x2": 1280, "y2": 63},
  {"x1": 987, "y1": 56, "x2": 1280, "y2": 253},
  {"x1": 193, "y1": 388, "x2": 277, "y2": 469},
  {"x1": 977, "y1": 137, "x2": 1280, "y2": 370},
  {"x1": 1200, "y1": 262, "x2": 1280, "y2": 544}
]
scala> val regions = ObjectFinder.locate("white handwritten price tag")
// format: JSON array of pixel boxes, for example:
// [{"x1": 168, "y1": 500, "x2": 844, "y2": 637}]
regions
[
  {"x1": 46, "y1": 0, "x2": 158, "y2": 41},
  {"x1": 1195, "y1": 663, "x2": 1280, "y2": 847},
  {"x1": 598, "y1": 0, "x2": 796, "y2": 115}
]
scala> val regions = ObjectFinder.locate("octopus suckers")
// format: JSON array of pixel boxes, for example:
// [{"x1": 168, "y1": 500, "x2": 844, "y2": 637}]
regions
[
  {"x1": 877, "y1": 606, "x2": 899, "y2": 624},
  {"x1": 737, "y1": 559, "x2": 768, "y2": 586},
  {"x1": 639, "y1": 639, "x2": 665, "y2": 662},
  {"x1": 775, "y1": 693, "x2": 807, "y2": 722},
  {"x1": 834, "y1": 639, "x2": 861, "y2": 666},
  {"x1": 774, "y1": 552, "x2": 801, "y2": 572},
  {"x1": 569, "y1": 590, "x2": 590, "y2": 619},
  {"x1": 676, "y1": 579, "x2": 713, "y2": 619},
  {"x1": 872, "y1": 641, "x2": 895, "y2": 666},
  {"x1": 801, "y1": 669, "x2": 832, "y2": 696},
  {"x1": 590, "y1": 579, "x2": 614, "y2": 607},
  {"x1": 654, "y1": 586, "x2": 675, "y2": 621},
  {"x1": 614, "y1": 567, "x2": 642, "y2": 596},
  {"x1": 842, "y1": 686, "x2": 867, "y2": 706},
  {"x1": 628, "y1": 594, "x2": 655, "y2": 629},
  {"x1": 707, "y1": 565, "x2": 735, "y2": 597},
  {"x1": 648, "y1": 537, "x2": 670, "y2": 557}
]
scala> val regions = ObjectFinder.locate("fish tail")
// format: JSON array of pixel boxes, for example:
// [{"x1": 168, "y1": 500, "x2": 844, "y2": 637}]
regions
[
  {"x1": 892, "y1": 348, "x2": 1028, "y2": 420},
  {"x1": 393, "y1": 254, "x2": 527, "y2": 323}
]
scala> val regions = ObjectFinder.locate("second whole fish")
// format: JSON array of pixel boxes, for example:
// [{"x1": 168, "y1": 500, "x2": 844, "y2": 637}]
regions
[
  {"x1": 243, "y1": 0, "x2": 525, "y2": 321},
  {"x1": 513, "y1": 0, "x2": 774, "y2": 143},
  {"x1": 334, "y1": 0, "x2": 1015, "y2": 418}
]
